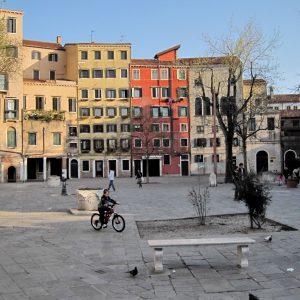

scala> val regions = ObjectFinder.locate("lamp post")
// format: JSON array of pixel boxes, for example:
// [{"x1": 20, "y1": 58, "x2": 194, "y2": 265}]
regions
[{"x1": 212, "y1": 88, "x2": 217, "y2": 176}]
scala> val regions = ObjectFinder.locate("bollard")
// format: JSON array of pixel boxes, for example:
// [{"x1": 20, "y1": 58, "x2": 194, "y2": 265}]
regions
[{"x1": 61, "y1": 176, "x2": 67, "y2": 196}]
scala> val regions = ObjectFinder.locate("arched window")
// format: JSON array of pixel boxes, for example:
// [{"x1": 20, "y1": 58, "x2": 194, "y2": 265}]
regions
[
  {"x1": 195, "y1": 97, "x2": 202, "y2": 116},
  {"x1": 203, "y1": 97, "x2": 211, "y2": 116},
  {"x1": 7, "y1": 127, "x2": 16, "y2": 148}
]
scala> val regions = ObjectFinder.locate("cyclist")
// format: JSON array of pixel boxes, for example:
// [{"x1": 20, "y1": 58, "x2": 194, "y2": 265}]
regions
[{"x1": 98, "y1": 189, "x2": 118, "y2": 228}]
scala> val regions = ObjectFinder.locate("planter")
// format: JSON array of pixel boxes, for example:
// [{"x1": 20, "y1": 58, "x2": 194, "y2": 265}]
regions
[
  {"x1": 76, "y1": 189, "x2": 103, "y2": 210},
  {"x1": 287, "y1": 178, "x2": 298, "y2": 188}
]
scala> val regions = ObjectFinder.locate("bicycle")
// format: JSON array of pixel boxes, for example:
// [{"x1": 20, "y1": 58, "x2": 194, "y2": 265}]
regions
[{"x1": 91, "y1": 203, "x2": 125, "y2": 232}]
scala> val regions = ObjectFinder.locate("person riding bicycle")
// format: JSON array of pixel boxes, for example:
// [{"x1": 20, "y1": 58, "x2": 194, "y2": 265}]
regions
[{"x1": 98, "y1": 189, "x2": 118, "y2": 228}]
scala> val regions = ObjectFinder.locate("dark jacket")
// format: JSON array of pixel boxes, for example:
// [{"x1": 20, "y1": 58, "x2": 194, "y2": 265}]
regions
[
  {"x1": 99, "y1": 195, "x2": 116, "y2": 208},
  {"x1": 136, "y1": 171, "x2": 142, "y2": 179}
]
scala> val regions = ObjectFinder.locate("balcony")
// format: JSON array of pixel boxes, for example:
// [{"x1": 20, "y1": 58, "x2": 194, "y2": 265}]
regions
[{"x1": 24, "y1": 110, "x2": 65, "y2": 122}]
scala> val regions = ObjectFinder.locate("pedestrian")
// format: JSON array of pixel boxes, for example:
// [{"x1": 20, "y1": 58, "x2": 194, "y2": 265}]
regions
[
  {"x1": 136, "y1": 169, "x2": 143, "y2": 188},
  {"x1": 283, "y1": 167, "x2": 289, "y2": 184},
  {"x1": 276, "y1": 173, "x2": 283, "y2": 186},
  {"x1": 108, "y1": 169, "x2": 116, "y2": 191},
  {"x1": 238, "y1": 163, "x2": 245, "y2": 179},
  {"x1": 233, "y1": 166, "x2": 240, "y2": 200}
]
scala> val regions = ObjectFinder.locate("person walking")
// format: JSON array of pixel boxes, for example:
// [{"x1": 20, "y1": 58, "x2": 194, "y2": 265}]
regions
[
  {"x1": 136, "y1": 169, "x2": 143, "y2": 188},
  {"x1": 108, "y1": 169, "x2": 116, "y2": 191}
]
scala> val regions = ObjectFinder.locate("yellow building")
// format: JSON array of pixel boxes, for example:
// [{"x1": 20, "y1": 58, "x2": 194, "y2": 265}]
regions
[
  {"x1": 65, "y1": 43, "x2": 131, "y2": 178},
  {"x1": 0, "y1": 9, "x2": 24, "y2": 182}
]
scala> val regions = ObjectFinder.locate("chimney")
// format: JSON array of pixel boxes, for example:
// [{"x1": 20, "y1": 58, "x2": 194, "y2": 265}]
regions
[{"x1": 56, "y1": 36, "x2": 62, "y2": 44}]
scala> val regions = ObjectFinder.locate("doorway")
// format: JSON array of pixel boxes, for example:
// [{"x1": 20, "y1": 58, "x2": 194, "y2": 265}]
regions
[
  {"x1": 143, "y1": 159, "x2": 160, "y2": 176},
  {"x1": 284, "y1": 150, "x2": 296, "y2": 174},
  {"x1": 181, "y1": 161, "x2": 189, "y2": 176},
  {"x1": 7, "y1": 166, "x2": 16, "y2": 182},
  {"x1": 95, "y1": 160, "x2": 103, "y2": 177},
  {"x1": 134, "y1": 160, "x2": 141, "y2": 176},
  {"x1": 256, "y1": 151, "x2": 268, "y2": 173},
  {"x1": 108, "y1": 160, "x2": 117, "y2": 176},
  {"x1": 70, "y1": 159, "x2": 78, "y2": 178}
]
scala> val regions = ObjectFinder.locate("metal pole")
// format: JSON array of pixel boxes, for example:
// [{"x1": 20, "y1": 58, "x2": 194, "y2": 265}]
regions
[{"x1": 213, "y1": 89, "x2": 217, "y2": 175}]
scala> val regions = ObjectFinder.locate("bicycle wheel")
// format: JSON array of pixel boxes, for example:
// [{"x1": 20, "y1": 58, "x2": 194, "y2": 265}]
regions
[
  {"x1": 91, "y1": 213, "x2": 102, "y2": 230},
  {"x1": 112, "y1": 214, "x2": 125, "y2": 232}
]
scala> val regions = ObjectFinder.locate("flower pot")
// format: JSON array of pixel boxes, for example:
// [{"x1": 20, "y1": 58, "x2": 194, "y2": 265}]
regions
[{"x1": 287, "y1": 178, "x2": 298, "y2": 188}]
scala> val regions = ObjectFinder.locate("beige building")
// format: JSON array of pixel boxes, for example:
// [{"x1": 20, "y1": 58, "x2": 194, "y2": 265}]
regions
[{"x1": 64, "y1": 43, "x2": 131, "y2": 178}]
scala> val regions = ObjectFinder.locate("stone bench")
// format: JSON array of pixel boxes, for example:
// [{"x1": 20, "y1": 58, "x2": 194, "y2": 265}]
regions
[{"x1": 148, "y1": 237, "x2": 256, "y2": 272}]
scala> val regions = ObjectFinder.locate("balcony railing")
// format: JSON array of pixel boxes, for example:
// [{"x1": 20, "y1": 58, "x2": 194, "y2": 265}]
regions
[{"x1": 24, "y1": 110, "x2": 65, "y2": 122}]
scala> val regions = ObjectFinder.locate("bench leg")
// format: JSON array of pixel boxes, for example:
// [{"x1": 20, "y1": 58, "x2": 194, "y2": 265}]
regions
[
  {"x1": 154, "y1": 248, "x2": 163, "y2": 272},
  {"x1": 237, "y1": 245, "x2": 249, "y2": 268}
]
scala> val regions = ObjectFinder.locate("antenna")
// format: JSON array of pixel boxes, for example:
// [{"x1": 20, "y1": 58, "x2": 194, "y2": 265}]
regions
[{"x1": 90, "y1": 30, "x2": 94, "y2": 43}]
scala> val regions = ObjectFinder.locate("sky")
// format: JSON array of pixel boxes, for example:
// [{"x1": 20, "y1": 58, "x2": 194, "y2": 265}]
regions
[{"x1": 2, "y1": 0, "x2": 300, "y2": 93}]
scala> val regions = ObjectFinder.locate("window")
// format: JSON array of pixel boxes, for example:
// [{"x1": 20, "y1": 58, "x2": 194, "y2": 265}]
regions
[
  {"x1": 107, "y1": 107, "x2": 116, "y2": 117},
  {"x1": 293, "y1": 106, "x2": 298, "y2": 110},
  {"x1": 162, "y1": 123, "x2": 170, "y2": 132},
  {"x1": 94, "y1": 107, "x2": 103, "y2": 117},
  {"x1": 151, "y1": 69, "x2": 158, "y2": 80},
  {"x1": 50, "y1": 70, "x2": 56, "y2": 80},
  {"x1": 69, "y1": 142, "x2": 77, "y2": 149},
  {"x1": 163, "y1": 139, "x2": 170, "y2": 147},
  {"x1": 152, "y1": 87, "x2": 159, "y2": 98},
  {"x1": 4, "y1": 98, "x2": 18, "y2": 119},
  {"x1": 248, "y1": 118, "x2": 256, "y2": 131},
  {"x1": 153, "y1": 139, "x2": 160, "y2": 148},
  {"x1": 7, "y1": 18, "x2": 16, "y2": 33},
  {"x1": 93, "y1": 69, "x2": 103, "y2": 78},
  {"x1": 194, "y1": 155, "x2": 204, "y2": 163},
  {"x1": 121, "y1": 69, "x2": 128, "y2": 78},
  {"x1": 274, "y1": 106, "x2": 279, "y2": 110},
  {"x1": 132, "y1": 107, "x2": 142, "y2": 118},
  {"x1": 212, "y1": 125, "x2": 219, "y2": 133},
  {"x1": 212, "y1": 154, "x2": 220, "y2": 163},
  {"x1": 161, "y1": 87, "x2": 169, "y2": 98},
  {"x1": 79, "y1": 69, "x2": 90, "y2": 78},
  {"x1": 0, "y1": 74, "x2": 8, "y2": 91},
  {"x1": 204, "y1": 98, "x2": 211, "y2": 115},
  {"x1": 133, "y1": 124, "x2": 143, "y2": 132},
  {"x1": 106, "y1": 69, "x2": 116, "y2": 78},
  {"x1": 194, "y1": 138, "x2": 206, "y2": 147},
  {"x1": 119, "y1": 89, "x2": 129, "y2": 98},
  {"x1": 82, "y1": 160, "x2": 90, "y2": 171},
  {"x1": 196, "y1": 126, "x2": 204, "y2": 133},
  {"x1": 122, "y1": 160, "x2": 130, "y2": 170},
  {"x1": 106, "y1": 124, "x2": 117, "y2": 132},
  {"x1": 233, "y1": 138, "x2": 239, "y2": 147},
  {"x1": 209, "y1": 138, "x2": 221, "y2": 147},
  {"x1": 106, "y1": 89, "x2": 116, "y2": 99},
  {"x1": 177, "y1": 87, "x2": 187, "y2": 98},
  {"x1": 120, "y1": 50, "x2": 127, "y2": 60},
  {"x1": 121, "y1": 124, "x2": 131, "y2": 132},
  {"x1": 134, "y1": 139, "x2": 142, "y2": 148},
  {"x1": 161, "y1": 69, "x2": 169, "y2": 80},
  {"x1": 6, "y1": 46, "x2": 18, "y2": 58},
  {"x1": 48, "y1": 53, "x2": 58, "y2": 61},
  {"x1": 267, "y1": 117, "x2": 275, "y2": 130},
  {"x1": 52, "y1": 97, "x2": 60, "y2": 111},
  {"x1": 107, "y1": 50, "x2": 114, "y2": 59},
  {"x1": 94, "y1": 50, "x2": 101, "y2": 59},
  {"x1": 69, "y1": 127, "x2": 77, "y2": 136},
  {"x1": 35, "y1": 96, "x2": 44, "y2": 110},
  {"x1": 94, "y1": 139, "x2": 104, "y2": 152},
  {"x1": 132, "y1": 88, "x2": 142, "y2": 98},
  {"x1": 79, "y1": 108, "x2": 90, "y2": 117},
  {"x1": 287, "y1": 106, "x2": 291, "y2": 110},
  {"x1": 164, "y1": 154, "x2": 170, "y2": 165},
  {"x1": 7, "y1": 127, "x2": 16, "y2": 148},
  {"x1": 53, "y1": 133, "x2": 61, "y2": 145},
  {"x1": 121, "y1": 139, "x2": 130, "y2": 151},
  {"x1": 80, "y1": 125, "x2": 90, "y2": 133},
  {"x1": 93, "y1": 124, "x2": 104, "y2": 133},
  {"x1": 177, "y1": 69, "x2": 186, "y2": 80},
  {"x1": 33, "y1": 70, "x2": 40, "y2": 80},
  {"x1": 180, "y1": 123, "x2": 188, "y2": 132},
  {"x1": 81, "y1": 51, "x2": 88, "y2": 60},
  {"x1": 68, "y1": 98, "x2": 76, "y2": 112},
  {"x1": 151, "y1": 124, "x2": 160, "y2": 132},
  {"x1": 180, "y1": 139, "x2": 188, "y2": 147},
  {"x1": 107, "y1": 139, "x2": 117, "y2": 151},
  {"x1": 28, "y1": 133, "x2": 37, "y2": 145},
  {"x1": 81, "y1": 140, "x2": 91, "y2": 152},
  {"x1": 81, "y1": 89, "x2": 88, "y2": 99},
  {"x1": 94, "y1": 89, "x2": 102, "y2": 99},
  {"x1": 178, "y1": 106, "x2": 188, "y2": 117},
  {"x1": 120, "y1": 107, "x2": 129, "y2": 117},
  {"x1": 160, "y1": 106, "x2": 170, "y2": 117},
  {"x1": 151, "y1": 106, "x2": 160, "y2": 117},
  {"x1": 132, "y1": 69, "x2": 140, "y2": 80}
]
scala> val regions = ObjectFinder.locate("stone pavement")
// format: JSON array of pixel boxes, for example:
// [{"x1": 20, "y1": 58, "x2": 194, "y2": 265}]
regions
[{"x1": 0, "y1": 176, "x2": 300, "y2": 299}]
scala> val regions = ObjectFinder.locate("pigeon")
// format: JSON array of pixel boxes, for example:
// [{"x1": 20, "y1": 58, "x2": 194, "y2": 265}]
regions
[
  {"x1": 264, "y1": 235, "x2": 272, "y2": 242},
  {"x1": 126, "y1": 266, "x2": 138, "y2": 277},
  {"x1": 249, "y1": 293, "x2": 259, "y2": 300}
]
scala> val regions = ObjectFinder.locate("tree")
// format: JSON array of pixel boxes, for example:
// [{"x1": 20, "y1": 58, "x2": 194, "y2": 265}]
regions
[{"x1": 195, "y1": 21, "x2": 279, "y2": 182}]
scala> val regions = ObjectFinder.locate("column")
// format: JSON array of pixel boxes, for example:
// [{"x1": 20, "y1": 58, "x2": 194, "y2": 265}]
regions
[{"x1": 43, "y1": 157, "x2": 47, "y2": 181}]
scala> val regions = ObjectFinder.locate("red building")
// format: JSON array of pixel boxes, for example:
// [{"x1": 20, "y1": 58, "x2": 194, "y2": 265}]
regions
[{"x1": 130, "y1": 45, "x2": 190, "y2": 177}]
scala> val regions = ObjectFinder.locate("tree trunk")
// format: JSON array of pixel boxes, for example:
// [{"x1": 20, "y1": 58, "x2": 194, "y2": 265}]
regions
[
  {"x1": 242, "y1": 137, "x2": 248, "y2": 173},
  {"x1": 225, "y1": 135, "x2": 234, "y2": 183},
  {"x1": 146, "y1": 157, "x2": 150, "y2": 183}
]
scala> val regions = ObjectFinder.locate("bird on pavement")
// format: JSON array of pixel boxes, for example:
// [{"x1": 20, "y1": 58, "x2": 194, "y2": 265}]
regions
[
  {"x1": 126, "y1": 266, "x2": 138, "y2": 277},
  {"x1": 264, "y1": 235, "x2": 272, "y2": 242},
  {"x1": 249, "y1": 293, "x2": 260, "y2": 300}
]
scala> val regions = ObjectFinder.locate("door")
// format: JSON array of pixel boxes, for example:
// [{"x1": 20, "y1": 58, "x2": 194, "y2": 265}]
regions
[
  {"x1": 95, "y1": 160, "x2": 103, "y2": 177},
  {"x1": 70, "y1": 159, "x2": 78, "y2": 178},
  {"x1": 256, "y1": 151, "x2": 268, "y2": 173},
  {"x1": 134, "y1": 160, "x2": 141, "y2": 176},
  {"x1": 143, "y1": 159, "x2": 160, "y2": 176},
  {"x1": 181, "y1": 161, "x2": 189, "y2": 176},
  {"x1": 285, "y1": 150, "x2": 296, "y2": 174},
  {"x1": 108, "y1": 160, "x2": 117, "y2": 176},
  {"x1": 7, "y1": 166, "x2": 16, "y2": 182}
]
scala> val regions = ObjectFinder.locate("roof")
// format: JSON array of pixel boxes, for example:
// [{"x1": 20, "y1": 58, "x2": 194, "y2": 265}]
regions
[
  {"x1": 270, "y1": 94, "x2": 300, "y2": 104},
  {"x1": 280, "y1": 110, "x2": 300, "y2": 118},
  {"x1": 64, "y1": 42, "x2": 131, "y2": 46},
  {"x1": 23, "y1": 40, "x2": 65, "y2": 51},
  {"x1": 154, "y1": 45, "x2": 181, "y2": 59},
  {"x1": 243, "y1": 79, "x2": 267, "y2": 85}
]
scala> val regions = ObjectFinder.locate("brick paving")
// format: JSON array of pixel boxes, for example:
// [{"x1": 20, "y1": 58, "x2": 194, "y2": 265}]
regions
[{"x1": 0, "y1": 176, "x2": 299, "y2": 299}]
